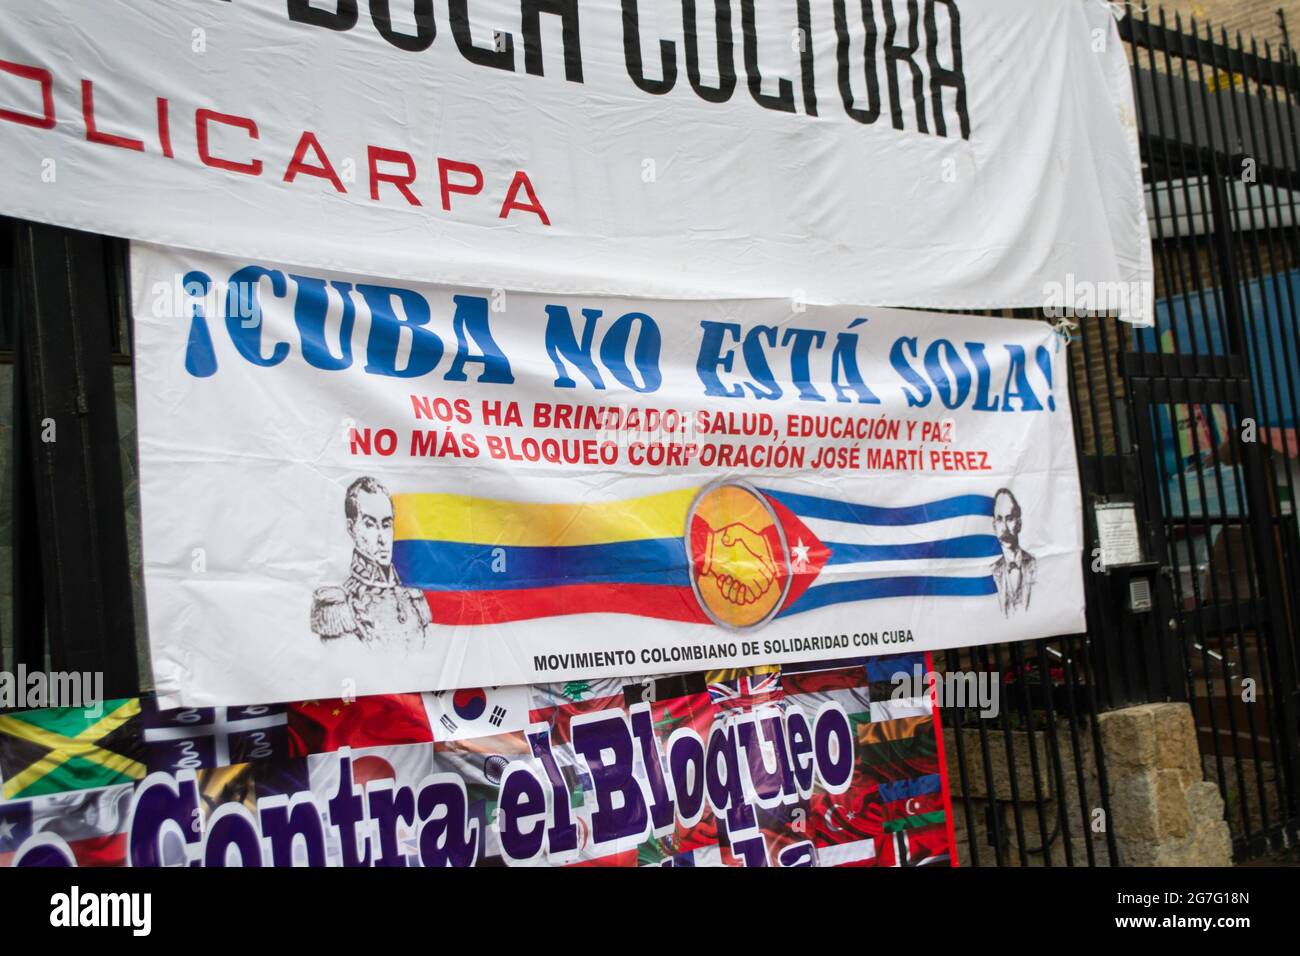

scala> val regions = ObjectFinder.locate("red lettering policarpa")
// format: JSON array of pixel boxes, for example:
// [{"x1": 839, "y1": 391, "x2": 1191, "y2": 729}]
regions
[{"x1": 0, "y1": 57, "x2": 552, "y2": 225}]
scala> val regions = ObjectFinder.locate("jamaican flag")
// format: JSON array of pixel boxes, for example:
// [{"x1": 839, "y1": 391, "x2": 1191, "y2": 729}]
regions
[{"x1": 0, "y1": 699, "x2": 146, "y2": 799}]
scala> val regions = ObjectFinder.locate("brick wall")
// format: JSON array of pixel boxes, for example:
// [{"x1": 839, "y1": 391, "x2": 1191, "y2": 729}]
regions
[{"x1": 1153, "y1": 0, "x2": 1300, "y2": 49}]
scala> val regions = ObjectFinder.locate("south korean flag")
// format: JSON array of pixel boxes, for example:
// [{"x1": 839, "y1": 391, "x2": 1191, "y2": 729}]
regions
[{"x1": 423, "y1": 686, "x2": 529, "y2": 743}]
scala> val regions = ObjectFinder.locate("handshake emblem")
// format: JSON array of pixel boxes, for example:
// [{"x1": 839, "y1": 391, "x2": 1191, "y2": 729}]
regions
[
  {"x1": 700, "y1": 523, "x2": 779, "y2": 606},
  {"x1": 687, "y1": 480, "x2": 799, "y2": 629}
]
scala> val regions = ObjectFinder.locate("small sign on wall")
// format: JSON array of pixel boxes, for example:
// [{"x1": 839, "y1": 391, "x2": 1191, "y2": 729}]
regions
[{"x1": 1094, "y1": 499, "x2": 1144, "y2": 571}]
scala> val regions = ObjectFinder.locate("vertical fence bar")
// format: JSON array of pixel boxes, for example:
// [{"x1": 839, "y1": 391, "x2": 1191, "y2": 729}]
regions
[{"x1": 8, "y1": 316, "x2": 46, "y2": 684}]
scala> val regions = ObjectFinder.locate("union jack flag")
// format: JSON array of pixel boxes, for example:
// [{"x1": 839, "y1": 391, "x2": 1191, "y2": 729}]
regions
[{"x1": 707, "y1": 671, "x2": 783, "y2": 711}]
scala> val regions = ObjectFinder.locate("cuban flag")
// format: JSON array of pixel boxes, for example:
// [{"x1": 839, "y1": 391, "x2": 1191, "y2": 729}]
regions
[{"x1": 759, "y1": 490, "x2": 999, "y2": 616}]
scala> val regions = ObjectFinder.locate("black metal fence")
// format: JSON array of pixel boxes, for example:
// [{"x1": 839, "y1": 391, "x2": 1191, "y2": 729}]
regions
[
  {"x1": 3, "y1": 4, "x2": 1300, "y2": 868},
  {"x1": 912, "y1": 7, "x2": 1300, "y2": 867},
  {"x1": 1119, "y1": 6, "x2": 1300, "y2": 859}
]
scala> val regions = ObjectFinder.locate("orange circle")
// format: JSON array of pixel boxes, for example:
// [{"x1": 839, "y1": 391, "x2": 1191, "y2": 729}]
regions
[{"x1": 687, "y1": 481, "x2": 790, "y2": 629}]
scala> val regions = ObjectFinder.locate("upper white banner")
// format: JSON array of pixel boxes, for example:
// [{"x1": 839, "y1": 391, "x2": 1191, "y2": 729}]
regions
[{"x1": 2, "y1": 0, "x2": 1149, "y2": 319}]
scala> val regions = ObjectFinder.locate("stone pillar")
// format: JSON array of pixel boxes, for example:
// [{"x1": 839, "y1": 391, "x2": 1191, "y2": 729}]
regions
[{"x1": 1097, "y1": 702, "x2": 1232, "y2": 866}]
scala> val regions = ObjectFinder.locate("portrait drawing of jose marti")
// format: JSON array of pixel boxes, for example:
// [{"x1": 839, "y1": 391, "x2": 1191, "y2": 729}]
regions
[{"x1": 991, "y1": 487, "x2": 1036, "y2": 617}]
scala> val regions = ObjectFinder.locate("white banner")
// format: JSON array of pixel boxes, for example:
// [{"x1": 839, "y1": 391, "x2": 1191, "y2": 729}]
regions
[
  {"x1": 5, "y1": 0, "x2": 1149, "y2": 319},
  {"x1": 131, "y1": 242, "x2": 1086, "y2": 707}
]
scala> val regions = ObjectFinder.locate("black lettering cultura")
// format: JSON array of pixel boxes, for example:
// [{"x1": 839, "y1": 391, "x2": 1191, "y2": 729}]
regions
[{"x1": 287, "y1": 0, "x2": 970, "y2": 139}]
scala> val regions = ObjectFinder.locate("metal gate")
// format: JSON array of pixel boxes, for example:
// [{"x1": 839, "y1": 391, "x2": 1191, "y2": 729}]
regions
[
  {"x1": 1118, "y1": 6, "x2": 1300, "y2": 859},
  {"x1": 939, "y1": 7, "x2": 1300, "y2": 866}
]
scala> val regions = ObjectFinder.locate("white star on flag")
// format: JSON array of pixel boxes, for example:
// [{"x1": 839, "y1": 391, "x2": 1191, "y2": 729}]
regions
[{"x1": 792, "y1": 539, "x2": 811, "y2": 571}]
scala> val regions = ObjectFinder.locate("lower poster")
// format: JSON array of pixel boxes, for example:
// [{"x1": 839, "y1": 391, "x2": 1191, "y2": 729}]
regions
[{"x1": 0, "y1": 653, "x2": 955, "y2": 867}]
